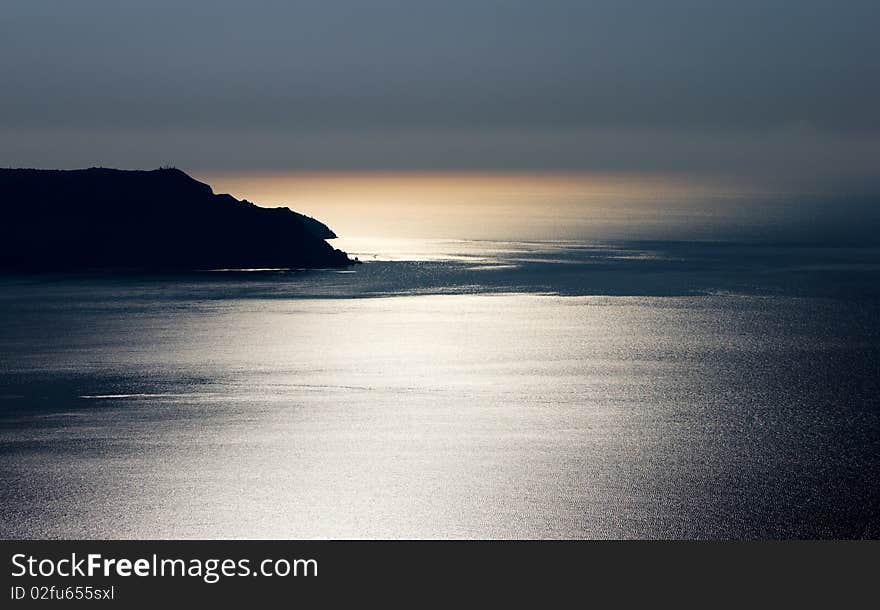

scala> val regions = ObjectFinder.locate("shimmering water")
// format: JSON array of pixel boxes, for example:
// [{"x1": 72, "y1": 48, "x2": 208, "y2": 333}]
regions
[{"x1": 1, "y1": 240, "x2": 879, "y2": 538}]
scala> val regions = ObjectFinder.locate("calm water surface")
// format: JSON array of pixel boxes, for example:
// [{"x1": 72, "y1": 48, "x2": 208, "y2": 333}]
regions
[{"x1": 1, "y1": 240, "x2": 878, "y2": 538}]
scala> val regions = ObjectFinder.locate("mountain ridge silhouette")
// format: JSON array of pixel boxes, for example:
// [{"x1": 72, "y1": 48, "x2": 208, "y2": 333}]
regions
[{"x1": 0, "y1": 167, "x2": 354, "y2": 271}]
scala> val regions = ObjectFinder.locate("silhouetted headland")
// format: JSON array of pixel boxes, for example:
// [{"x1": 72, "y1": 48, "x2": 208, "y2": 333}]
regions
[{"x1": 0, "y1": 167, "x2": 355, "y2": 271}]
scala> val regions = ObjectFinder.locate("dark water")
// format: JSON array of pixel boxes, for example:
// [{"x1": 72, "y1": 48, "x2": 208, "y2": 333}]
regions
[{"x1": 1, "y1": 240, "x2": 879, "y2": 538}]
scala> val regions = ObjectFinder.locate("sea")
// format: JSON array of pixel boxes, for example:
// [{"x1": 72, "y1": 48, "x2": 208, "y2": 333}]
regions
[{"x1": 1, "y1": 236, "x2": 878, "y2": 539}]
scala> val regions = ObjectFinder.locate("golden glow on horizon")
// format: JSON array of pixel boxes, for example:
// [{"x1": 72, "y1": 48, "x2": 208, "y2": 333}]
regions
[{"x1": 196, "y1": 171, "x2": 768, "y2": 243}]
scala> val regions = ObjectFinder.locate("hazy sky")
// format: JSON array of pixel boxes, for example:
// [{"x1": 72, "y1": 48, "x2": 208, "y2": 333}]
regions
[{"x1": 2, "y1": 0, "x2": 878, "y2": 185}]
